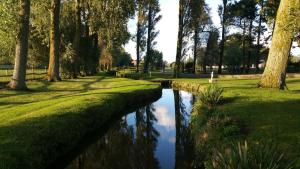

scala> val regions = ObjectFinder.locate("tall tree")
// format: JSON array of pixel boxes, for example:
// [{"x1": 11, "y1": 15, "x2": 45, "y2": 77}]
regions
[
  {"x1": 259, "y1": 0, "x2": 300, "y2": 89},
  {"x1": 255, "y1": 0, "x2": 264, "y2": 73},
  {"x1": 144, "y1": 0, "x2": 161, "y2": 73},
  {"x1": 136, "y1": 0, "x2": 147, "y2": 73},
  {"x1": 9, "y1": 0, "x2": 31, "y2": 90},
  {"x1": 72, "y1": 0, "x2": 82, "y2": 78},
  {"x1": 218, "y1": 0, "x2": 230, "y2": 74},
  {"x1": 245, "y1": 0, "x2": 257, "y2": 74},
  {"x1": 204, "y1": 29, "x2": 219, "y2": 74},
  {"x1": 174, "y1": 0, "x2": 187, "y2": 78},
  {"x1": 189, "y1": 0, "x2": 208, "y2": 74},
  {"x1": 47, "y1": 0, "x2": 61, "y2": 81},
  {"x1": 228, "y1": 0, "x2": 257, "y2": 73}
]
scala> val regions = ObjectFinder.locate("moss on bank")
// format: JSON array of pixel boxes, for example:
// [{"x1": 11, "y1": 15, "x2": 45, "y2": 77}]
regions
[{"x1": 0, "y1": 76, "x2": 161, "y2": 169}]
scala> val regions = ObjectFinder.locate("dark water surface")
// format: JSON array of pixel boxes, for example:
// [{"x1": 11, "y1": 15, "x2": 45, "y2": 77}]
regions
[{"x1": 64, "y1": 89, "x2": 195, "y2": 169}]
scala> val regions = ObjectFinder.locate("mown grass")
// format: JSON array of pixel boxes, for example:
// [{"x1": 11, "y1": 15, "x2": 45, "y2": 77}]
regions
[
  {"x1": 174, "y1": 77, "x2": 300, "y2": 167},
  {"x1": 0, "y1": 76, "x2": 161, "y2": 169}
]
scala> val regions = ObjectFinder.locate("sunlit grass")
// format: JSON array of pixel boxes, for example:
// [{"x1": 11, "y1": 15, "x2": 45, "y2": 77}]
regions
[{"x1": 0, "y1": 75, "x2": 160, "y2": 169}]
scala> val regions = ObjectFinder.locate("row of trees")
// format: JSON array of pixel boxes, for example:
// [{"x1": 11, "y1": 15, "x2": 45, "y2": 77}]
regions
[
  {"x1": 173, "y1": 0, "x2": 300, "y2": 89},
  {"x1": 0, "y1": 0, "x2": 137, "y2": 90},
  {"x1": 173, "y1": 0, "x2": 280, "y2": 76},
  {"x1": 135, "y1": 0, "x2": 162, "y2": 73}
]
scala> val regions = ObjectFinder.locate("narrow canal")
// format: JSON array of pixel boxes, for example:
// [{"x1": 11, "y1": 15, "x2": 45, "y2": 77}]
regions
[{"x1": 64, "y1": 89, "x2": 196, "y2": 169}]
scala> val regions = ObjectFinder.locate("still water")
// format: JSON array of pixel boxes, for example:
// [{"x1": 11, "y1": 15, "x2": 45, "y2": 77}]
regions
[{"x1": 65, "y1": 89, "x2": 196, "y2": 169}]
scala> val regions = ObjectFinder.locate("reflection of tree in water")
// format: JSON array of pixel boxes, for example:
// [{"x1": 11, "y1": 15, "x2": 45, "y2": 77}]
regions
[
  {"x1": 66, "y1": 105, "x2": 160, "y2": 169},
  {"x1": 134, "y1": 105, "x2": 160, "y2": 169},
  {"x1": 174, "y1": 90, "x2": 194, "y2": 169}
]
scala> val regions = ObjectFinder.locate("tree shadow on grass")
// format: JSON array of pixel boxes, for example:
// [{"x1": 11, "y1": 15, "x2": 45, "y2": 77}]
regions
[
  {"x1": 219, "y1": 96, "x2": 247, "y2": 105},
  {"x1": 286, "y1": 79, "x2": 300, "y2": 84}
]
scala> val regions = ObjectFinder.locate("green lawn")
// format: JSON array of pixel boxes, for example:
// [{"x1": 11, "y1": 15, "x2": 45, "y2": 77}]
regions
[
  {"x1": 1, "y1": 73, "x2": 299, "y2": 168},
  {"x1": 0, "y1": 76, "x2": 161, "y2": 169},
  {"x1": 174, "y1": 77, "x2": 300, "y2": 167}
]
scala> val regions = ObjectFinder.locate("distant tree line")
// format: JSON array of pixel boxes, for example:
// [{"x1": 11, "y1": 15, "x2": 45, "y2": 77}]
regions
[{"x1": 173, "y1": 0, "x2": 300, "y2": 89}]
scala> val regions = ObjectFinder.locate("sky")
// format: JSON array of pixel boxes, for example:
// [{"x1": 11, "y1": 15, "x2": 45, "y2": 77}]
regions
[{"x1": 125, "y1": 0, "x2": 300, "y2": 63}]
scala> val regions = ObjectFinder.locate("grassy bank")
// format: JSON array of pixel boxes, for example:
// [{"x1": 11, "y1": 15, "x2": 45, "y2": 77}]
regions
[
  {"x1": 0, "y1": 76, "x2": 161, "y2": 169},
  {"x1": 173, "y1": 77, "x2": 300, "y2": 167}
]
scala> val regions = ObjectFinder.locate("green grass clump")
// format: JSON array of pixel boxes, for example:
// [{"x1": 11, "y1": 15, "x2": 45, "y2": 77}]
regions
[
  {"x1": 208, "y1": 141, "x2": 295, "y2": 169},
  {"x1": 198, "y1": 84, "x2": 224, "y2": 110},
  {"x1": 0, "y1": 76, "x2": 161, "y2": 169}
]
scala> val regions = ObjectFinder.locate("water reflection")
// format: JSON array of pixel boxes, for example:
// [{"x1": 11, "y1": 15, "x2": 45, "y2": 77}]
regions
[
  {"x1": 65, "y1": 89, "x2": 194, "y2": 169},
  {"x1": 174, "y1": 90, "x2": 194, "y2": 169}
]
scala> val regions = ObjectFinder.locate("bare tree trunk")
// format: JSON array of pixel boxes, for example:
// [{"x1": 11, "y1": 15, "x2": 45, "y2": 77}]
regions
[
  {"x1": 9, "y1": 0, "x2": 30, "y2": 90},
  {"x1": 193, "y1": 28, "x2": 199, "y2": 74},
  {"x1": 136, "y1": 4, "x2": 142, "y2": 73},
  {"x1": 246, "y1": 20, "x2": 253, "y2": 74},
  {"x1": 174, "y1": 0, "x2": 184, "y2": 78},
  {"x1": 72, "y1": 0, "x2": 82, "y2": 78},
  {"x1": 218, "y1": 0, "x2": 228, "y2": 74},
  {"x1": 47, "y1": 0, "x2": 61, "y2": 82},
  {"x1": 83, "y1": 0, "x2": 90, "y2": 37},
  {"x1": 256, "y1": 0, "x2": 264, "y2": 73},
  {"x1": 242, "y1": 20, "x2": 246, "y2": 73},
  {"x1": 259, "y1": 0, "x2": 298, "y2": 89}
]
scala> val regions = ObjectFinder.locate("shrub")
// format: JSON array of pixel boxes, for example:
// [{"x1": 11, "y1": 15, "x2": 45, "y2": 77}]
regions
[
  {"x1": 61, "y1": 44, "x2": 76, "y2": 78},
  {"x1": 207, "y1": 141, "x2": 295, "y2": 169},
  {"x1": 198, "y1": 85, "x2": 224, "y2": 110},
  {"x1": 105, "y1": 70, "x2": 117, "y2": 76}
]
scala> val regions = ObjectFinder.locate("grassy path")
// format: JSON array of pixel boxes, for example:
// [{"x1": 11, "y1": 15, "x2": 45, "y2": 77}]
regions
[{"x1": 0, "y1": 76, "x2": 161, "y2": 169}]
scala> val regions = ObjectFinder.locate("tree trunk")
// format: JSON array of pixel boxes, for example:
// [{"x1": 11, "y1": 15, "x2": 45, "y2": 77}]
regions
[
  {"x1": 242, "y1": 20, "x2": 246, "y2": 73},
  {"x1": 136, "y1": 22, "x2": 141, "y2": 73},
  {"x1": 47, "y1": 0, "x2": 61, "y2": 82},
  {"x1": 218, "y1": 0, "x2": 228, "y2": 74},
  {"x1": 193, "y1": 28, "x2": 199, "y2": 74},
  {"x1": 136, "y1": 4, "x2": 142, "y2": 73},
  {"x1": 144, "y1": 3, "x2": 153, "y2": 73},
  {"x1": 259, "y1": 0, "x2": 298, "y2": 89},
  {"x1": 174, "y1": 0, "x2": 184, "y2": 78},
  {"x1": 9, "y1": 0, "x2": 30, "y2": 90},
  {"x1": 246, "y1": 20, "x2": 253, "y2": 74},
  {"x1": 83, "y1": 0, "x2": 90, "y2": 37},
  {"x1": 72, "y1": 0, "x2": 81, "y2": 78},
  {"x1": 256, "y1": 0, "x2": 264, "y2": 73}
]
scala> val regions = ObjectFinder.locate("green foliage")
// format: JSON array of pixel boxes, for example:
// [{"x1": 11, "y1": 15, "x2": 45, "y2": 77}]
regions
[
  {"x1": 111, "y1": 47, "x2": 133, "y2": 67},
  {"x1": 61, "y1": 44, "x2": 76, "y2": 78},
  {"x1": 150, "y1": 49, "x2": 164, "y2": 70},
  {"x1": 224, "y1": 34, "x2": 243, "y2": 73},
  {"x1": 204, "y1": 29, "x2": 219, "y2": 68},
  {"x1": 0, "y1": 0, "x2": 17, "y2": 64},
  {"x1": 184, "y1": 57, "x2": 194, "y2": 73},
  {"x1": 198, "y1": 84, "x2": 224, "y2": 109},
  {"x1": 207, "y1": 141, "x2": 295, "y2": 169}
]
